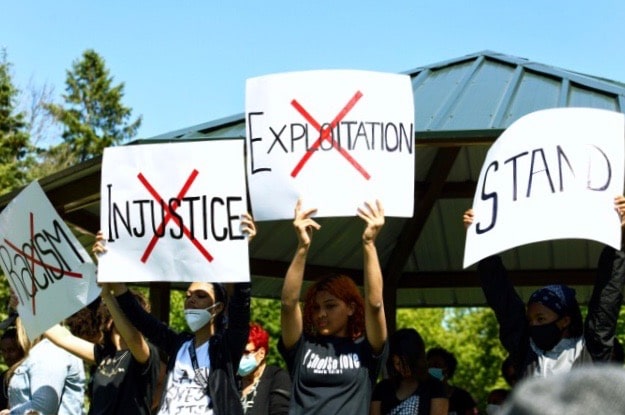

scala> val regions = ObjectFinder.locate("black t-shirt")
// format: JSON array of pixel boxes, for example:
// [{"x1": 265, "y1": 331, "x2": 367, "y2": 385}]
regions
[
  {"x1": 89, "y1": 342, "x2": 160, "y2": 415},
  {"x1": 279, "y1": 335, "x2": 387, "y2": 415},
  {"x1": 0, "y1": 370, "x2": 8, "y2": 410},
  {"x1": 372, "y1": 375, "x2": 446, "y2": 415},
  {"x1": 448, "y1": 386, "x2": 476, "y2": 415}
]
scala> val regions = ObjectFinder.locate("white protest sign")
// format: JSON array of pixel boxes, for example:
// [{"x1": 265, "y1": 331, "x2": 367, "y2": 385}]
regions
[
  {"x1": 245, "y1": 69, "x2": 415, "y2": 220},
  {"x1": 464, "y1": 107, "x2": 625, "y2": 268},
  {"x1": 99, "y1": 140, "x2": 250, "y2": 283},
  {"x1": 0, "y1": 181, "x2": 100, "y2": 340}
]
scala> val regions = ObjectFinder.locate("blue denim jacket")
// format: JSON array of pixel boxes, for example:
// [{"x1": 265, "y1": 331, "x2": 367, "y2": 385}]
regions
[{"x1": 9, "y1": 338, "x2": 85, "y2": 415}]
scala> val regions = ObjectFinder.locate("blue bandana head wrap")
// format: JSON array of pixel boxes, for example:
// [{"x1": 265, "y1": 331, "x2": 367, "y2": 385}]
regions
[{"x1": 528, "y1": 284, "x2": 576, "y2": 317}]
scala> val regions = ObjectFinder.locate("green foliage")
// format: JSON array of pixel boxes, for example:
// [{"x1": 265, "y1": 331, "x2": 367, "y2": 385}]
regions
[
  {"x1": 27, "y1": 141, "x2": 77, "y2": 180},
  {"x1": 45, "y1": 49, "x2": 141, "y2": 163},
  {"x1": 250, "y1": 297, "x2": 285, "y2": 368},
  {"x1": 0, "y1": 49, "x2": 34, "y2": 194},
  {"x1": 169, "y1": 289, "x2": 186, "y2": 332},
  {"x1": 398, "y1": 307, "x2": 507, "y2": 410}
]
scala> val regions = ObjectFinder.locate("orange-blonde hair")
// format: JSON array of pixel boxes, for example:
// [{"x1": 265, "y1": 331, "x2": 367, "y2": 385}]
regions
[{"x1": 302, "y1": 274, "x2": 365, "y2": 340}]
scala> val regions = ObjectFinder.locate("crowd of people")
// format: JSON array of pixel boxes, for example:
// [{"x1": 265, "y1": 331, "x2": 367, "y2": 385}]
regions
[{"x1": 1, "y1": 196, "x2": 625, "y2": 414}]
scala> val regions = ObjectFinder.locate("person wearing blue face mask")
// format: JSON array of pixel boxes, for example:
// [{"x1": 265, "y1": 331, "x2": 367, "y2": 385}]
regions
[
  {"x1": 426, "y1": 347, "x2": 478, "y2": 415},
  {"x1": 238, "y1": 322, "x2": 290, "y2": 415}
]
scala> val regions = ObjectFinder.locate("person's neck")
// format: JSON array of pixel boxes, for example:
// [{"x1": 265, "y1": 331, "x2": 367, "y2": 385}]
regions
[
  {"x1": 194, "y1": 325, "x2": 214, "y2": 347},
  {"x1": 396, "y1": 377, "x2": 419, "y2": 400},
  {"x1": 400, "y1": 377, "x2": 419, "y2": 387}
]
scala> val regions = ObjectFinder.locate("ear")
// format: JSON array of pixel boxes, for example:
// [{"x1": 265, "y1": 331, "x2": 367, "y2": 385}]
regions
[
  {"x1": 347, "y1": 301, "x2": 356, "y2": 316},
  {"x1": 257, "y1": 347, "x2": 266, "y2": 361},
  {"x1": 557, "y1": 315, "x2": 571, "y2": 331},
  {"x1": 214, "y1": 302, "x2": 225, "y2": 315}
]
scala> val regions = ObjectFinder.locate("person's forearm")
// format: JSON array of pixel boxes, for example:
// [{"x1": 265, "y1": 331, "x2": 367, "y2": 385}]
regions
[
  {"x1": 44, "y1": 324, "x2": 95, "y2": 364},
  {"x1": 281, "y1": 246, "x2": 308, "y2": 308},
  {"x1": 363, "y1": 241, "x2": 386, "y2": 353},
  {"x1": 280, "y1": 245, "x2": 308, "y2": 348},
  {"x1": 102, "y1": 289, "x2": 151, "y2": 363},
  {"x1": 363, "y1": 242, "x2": 383, "y2": 308}
]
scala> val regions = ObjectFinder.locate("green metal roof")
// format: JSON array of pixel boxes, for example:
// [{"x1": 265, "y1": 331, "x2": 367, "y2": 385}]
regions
[{"x1": 134, "y1": 50, "x2": 625, "y2": 144}]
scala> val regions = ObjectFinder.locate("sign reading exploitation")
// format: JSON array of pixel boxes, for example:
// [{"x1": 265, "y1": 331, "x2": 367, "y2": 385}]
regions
[
  {"x1": 0, "y1": 181, "x2": 100, "y2": 340},
  {"x1": 464, "y1": 108, "x2": 625, "y2": 268},
  {"x1": 98, "y1": 140, "x2": 250, "y2": 283},
  {"x1": 246, "y1": 69, "x2": 415, "y2": 220}
]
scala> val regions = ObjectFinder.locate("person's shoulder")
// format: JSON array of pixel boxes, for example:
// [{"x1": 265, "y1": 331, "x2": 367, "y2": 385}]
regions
[
  {"x1": 372, "y1": 378, "x2": 393, "y2": 395},
  {"x1": 265, "y1": 365, "x2": 292, "y2": 388},
  {"x1": 452, "y1": 386, "x2": 473, "y2": 396},
  {"x1": 374, "y1": 377, "x2": 393, "y2": 387},
  {"x1": 264, "y1": 365, "x2": 288, "y2": 376},
  {"x1": 36, "y1": 339, "x2": 83, "y2": 365},
  {"x1": 451, "y1": 385, "x2": 476, "y2": 405},
  {"x1": 38, "y1": 338, "x2": 65, "y2": 354}
]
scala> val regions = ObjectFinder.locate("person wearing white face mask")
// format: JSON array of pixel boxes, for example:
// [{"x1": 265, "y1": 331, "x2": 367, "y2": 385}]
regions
[
  {"x1": 102, "y1": 212, "x2": 257, "y2": 415},
  {"x1": 238, "y1": 322, "x2": 290, "y2": 415}
]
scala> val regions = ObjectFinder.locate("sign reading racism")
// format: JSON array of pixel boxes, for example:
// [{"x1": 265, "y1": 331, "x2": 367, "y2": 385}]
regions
[
  {"x1": 245, "y1": 69, "x2": 415, "y2": 220},
  {"x1": 464, "y1": 107, "x2": 625, "y2": 268},
  {"x1": 98, "y1": 140, "x2": 251, "y2": 283},
  {"x1": 0, "y1": 181, "x2": 100, "y2": 340}
]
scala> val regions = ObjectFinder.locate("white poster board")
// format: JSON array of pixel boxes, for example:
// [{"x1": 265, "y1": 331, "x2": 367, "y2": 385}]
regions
[
  {"x1": 0, "y1": 181, "x2": 100, "y2": 340},
  {"x1": 464, "y1": 107, "x2": 625, "y2": 268},
  {"x1": 98, "y1": 140, "x2": 251, "y2": 283},
  {"x1": 246, "y1": 69, "x2": 415, "y2": 220}
]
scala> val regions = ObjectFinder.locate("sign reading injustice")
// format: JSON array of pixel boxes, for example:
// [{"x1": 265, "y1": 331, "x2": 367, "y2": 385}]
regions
[{"x1": 98, "y1": 140, "x2": 250, "y2": 283}]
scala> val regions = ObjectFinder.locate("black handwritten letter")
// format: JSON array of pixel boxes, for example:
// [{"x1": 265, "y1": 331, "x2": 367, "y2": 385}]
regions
[
  {"x1": 527, "y1": 149, "x2": 555, "y2": 198},
  {"x1": 586, "y1": 145, "x2": 611, "y2": 191},
  {"x1": 556, "y1": 145, "x2": 575, "y2": 192},
  {"x1": 504, "y1": 152, "x2": 529, "y2": 202},
  {"x1": 476, "y1": 161, "x2": 499, "y2": 235},
  {"x1": 248, "y1": 111, "x2": 271, "y2": 174}
]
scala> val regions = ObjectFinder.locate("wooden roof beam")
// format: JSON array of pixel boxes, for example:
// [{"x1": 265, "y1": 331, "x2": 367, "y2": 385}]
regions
[{"x1": 383, "y1": 147, "x2": 462, "y2": 288}]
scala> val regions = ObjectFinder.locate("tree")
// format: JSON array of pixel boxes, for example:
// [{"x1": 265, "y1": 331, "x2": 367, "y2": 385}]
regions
[
  {"x1": 46, "y1": 49, "x2": 141, "y2": 163},
  {"x1": 0, "y1": 49, "x2": 33, "y2": 194},
  {"x1": 398, "y1": 307, "x2": 506, "y2": 410}
]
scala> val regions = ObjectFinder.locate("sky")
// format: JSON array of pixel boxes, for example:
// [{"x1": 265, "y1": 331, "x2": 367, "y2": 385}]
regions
[{"x1": 2, "y1": 0, "x2": 625, "y2": 141}]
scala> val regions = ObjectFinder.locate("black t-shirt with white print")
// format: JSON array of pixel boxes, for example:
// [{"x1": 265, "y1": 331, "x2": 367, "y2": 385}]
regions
[{"x1": 279, "y1": 334, "x2": 387, "y2": 415}]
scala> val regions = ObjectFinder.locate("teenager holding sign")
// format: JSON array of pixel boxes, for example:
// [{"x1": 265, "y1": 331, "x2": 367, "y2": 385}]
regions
[
  {"x1": 44, "y1": 286, "x2": 160, "y2": 415},
  {"x1": 102, "y1": 212, "x2": 256, "y2": 415},
  {"x1": 279, "y1": 200, "x2": 388, "y2": 415},
  {"x1": 463, "y1": 195, "x2": 625, "y2": 379}
]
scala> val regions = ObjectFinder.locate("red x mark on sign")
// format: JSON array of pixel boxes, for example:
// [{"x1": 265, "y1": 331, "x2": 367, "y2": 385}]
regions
[
  {"x1": 290, "y1": 90, "x2": 370, "y2": 180},
  {"x1": 3, "y1": 213, "x2": 83, "y2": 315},
  {"x1": 138, "y1": 169, "x2": 214, "y2": 264}
]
